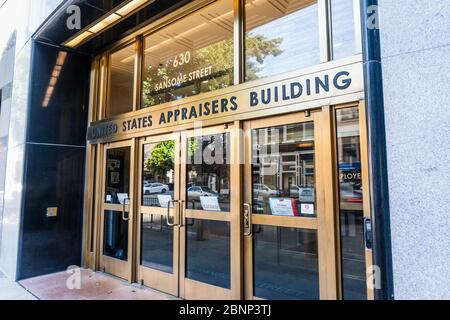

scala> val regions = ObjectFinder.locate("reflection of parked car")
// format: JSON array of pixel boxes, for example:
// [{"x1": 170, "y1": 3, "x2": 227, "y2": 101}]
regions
[
  {"x1": 340, "y1": 183, "x2": 363, "y2": 203},
  {"x1": 143, "y1": 183, "x2": 169, "y2": 195},
  {"x1": 253, "y1": 183, "x2": 280, "y2": 199},
  {"x1": 187, "y1": 186, "x2": 220, "y2": 201}
]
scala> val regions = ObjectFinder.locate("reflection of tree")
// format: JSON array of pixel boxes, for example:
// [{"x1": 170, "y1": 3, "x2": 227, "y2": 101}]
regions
[
  {"x1": 146, "y1": 141, "x2": 174, "y2": 178},
  {"x1": 146, "y1": 140, "x2": 198, "y2": 178},
  {"x1": 187, "y1": 135, "x2": 230, "y2": 192},
  {"x1": 142, "y1": 34, "x2": 283, "y2": 107},
  {"x1": 245, "y1": 34, "x2": 283, "y2": 81}
]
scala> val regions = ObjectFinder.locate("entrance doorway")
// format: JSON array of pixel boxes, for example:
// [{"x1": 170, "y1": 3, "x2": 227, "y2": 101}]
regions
[
  {"x1": 99, "y1": 140, "x2": 135, "y2": 280},
  {"x1": 243, "y1": 111, "x2": 336, "y2": 300},
  {"x1": 91, "y1": 106, "x2": 373, "y2": 300},
  {"x1": 136, "y1": 124, "x2": 237, "y2": 299}
]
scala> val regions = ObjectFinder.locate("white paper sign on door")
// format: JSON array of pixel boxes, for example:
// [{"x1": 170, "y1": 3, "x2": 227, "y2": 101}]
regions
[
  {"x1": 301, "y1": 203, "x2": 315, "y2": 216},
  {"x1": 117, "y1": 193, "x2": 129, "y2": 205},
  {"x1": 158, "y1": 195, "x2": 173, "y2": 208},
  {"x1": 200, "y1": 196, "x2": 221, "y2": 212},
  {"x1": 269, "y1": 198, "x2": 295, "y2": 216}
]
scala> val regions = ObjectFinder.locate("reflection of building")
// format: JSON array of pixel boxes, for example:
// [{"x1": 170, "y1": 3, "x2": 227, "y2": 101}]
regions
[{"x1": 253, "y1": 124, "x2": 315, "y2": 193}]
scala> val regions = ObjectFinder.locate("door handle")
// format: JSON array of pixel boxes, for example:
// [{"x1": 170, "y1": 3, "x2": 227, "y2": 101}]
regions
[
  {"x1": 178, "y1": 200, "x2": 185, "y2": 227},
  {"x1": 243, "y1": 203, "x2": 252, "y2": 236},
  {"x1": 363, "y1": 218, "x2": 373, "y2": 250},
  {"x1": 122, "y1": 198, "x2": 130, "y2": 221},
  {"x1": 167, "y1": 200, "x2": 179, "y2": 227}
]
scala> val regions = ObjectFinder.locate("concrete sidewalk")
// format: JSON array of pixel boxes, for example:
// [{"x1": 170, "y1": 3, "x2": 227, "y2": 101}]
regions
[
  {"x1": 18, "y1": 268, "x2": 178, "y2": 300},
  {"x1": 0, "y1": 270, "x2": 36, "y2": 300}
]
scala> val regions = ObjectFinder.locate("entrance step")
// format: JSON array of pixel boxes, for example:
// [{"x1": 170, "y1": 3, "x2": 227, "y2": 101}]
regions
[{"x1": 19, "y1": 268, "x2": 179, "y2": 300}]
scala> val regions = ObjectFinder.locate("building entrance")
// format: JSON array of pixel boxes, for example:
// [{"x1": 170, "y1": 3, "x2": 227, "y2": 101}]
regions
[{"x1": 92, "y1": 106, "x2": 373, "y2": 300}]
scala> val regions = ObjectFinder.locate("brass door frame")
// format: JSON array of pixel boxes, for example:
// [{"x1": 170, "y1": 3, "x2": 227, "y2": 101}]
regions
[
  {"x1": 99, "y1": 139, "x2": 136, "y2": 281},
  {"x1": 135, "y1": 123, "x2": 240, "y2": 299},
  {"x1": 332, "y1": 101, "x2": 374, "y2": 300},
  {"x1": 242, "y1": 109, "x2": 339, "y2": 300}
]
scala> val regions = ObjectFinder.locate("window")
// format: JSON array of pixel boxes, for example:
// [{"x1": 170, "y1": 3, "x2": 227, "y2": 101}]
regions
[
  {"x1": 141, "y1": 0, "x2": 234, "y2": 109},
  {"x1": 98, "y1": 0, "x2": 362, "y2": 117},
  {"x1": 186, "y1": 133, "x2": 231, "y2": 212},
  {"x1": 245, "y1": 0, "x2": 320, "y2": 81},
  {"x1": 331, "y1": 0, "x2": 357, "y2": 59},
  {"x1": 335, "y1": 107, "x2": 367, "y2": 300},
  {"x1": 251, "y1": 122, "x2": 316, "y2": 217},
  {"x1": 106, "y1": 44, "x2": 135, "y2": 117}
]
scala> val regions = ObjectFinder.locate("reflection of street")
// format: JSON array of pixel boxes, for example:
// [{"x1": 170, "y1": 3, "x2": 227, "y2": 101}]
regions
[
  {"x1": 141, "y1": 215, "x2": 173, "y2": 274},
  {"x1": 340, "y1": 211, "x2": 367, "y2": 300},
  {"x1": 253, "y1": 226, "x2": 319, "y2": 300},
  {"x1": 186, "y1": 220, "x2": 231, "y2": 289}
]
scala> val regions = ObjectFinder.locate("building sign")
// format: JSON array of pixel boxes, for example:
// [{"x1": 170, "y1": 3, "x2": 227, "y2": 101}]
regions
[{"x1": 88, "y1": 62, "x2": 363, "y2": 143}]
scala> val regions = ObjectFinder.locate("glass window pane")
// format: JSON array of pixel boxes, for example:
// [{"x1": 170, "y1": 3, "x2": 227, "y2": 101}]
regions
[
  {"x1": 186, "y1": 219, "x2": 230, "y2": 289},
  {"x1": 336, "y1": 107, "x2": 367, "y2": 300},
  {"x1": 142, "y1": 0, "x2": 234, "y2": 108},
  {"x1": 141, "y1": 141, "x2": 175, "y2": 207},
  {"x1": 103, "y1": 210, "x2": 128, "y2": 260},
  {"x1": 107, "y1": 45, "x2": 135, "y2": 117},
  {"x1": 252, "y1": 123, "x2": 316, "y2": 217},
  {"x1": 331, "y1": 0, "x2": 356, "y2": 60},
  {"x1": 141, "y1": 214, "x2": 173, "y2": 273},
  {"x1": 245, "y1": 0, "x2": 320, "y2": 81},
  {"x1": 186, "y1": 133, "x2": 231, "y2": 212},
  {"x1": 253, "y1": 225, "x2": 319, "y2": 299},
  {"x1": 105, "y1": 147, "x2": 130, "y2": 205}
]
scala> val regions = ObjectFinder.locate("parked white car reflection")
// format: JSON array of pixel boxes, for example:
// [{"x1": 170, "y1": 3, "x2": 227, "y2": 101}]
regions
[
  {"x1": 187, "y1": 186, "x2": 220, "y2": 201},
  {"x1": 143, "y1": 182, "x2": 169, "y2": 195},
  {"x1": 253, "y1": 183, "x2": 281, "y2": 199}
]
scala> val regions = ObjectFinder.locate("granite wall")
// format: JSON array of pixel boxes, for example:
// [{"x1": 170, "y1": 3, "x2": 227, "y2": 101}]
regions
[{"x1": 378, "y1": 0, "x2": 450, "y2": 299}]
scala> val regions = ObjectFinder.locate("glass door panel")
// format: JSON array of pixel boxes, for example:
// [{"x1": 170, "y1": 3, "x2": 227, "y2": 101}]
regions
[
  {"x1": 180, "y1": 125, "x2": 235, "y2": 300},
  {"x1": 244, "y1": 111, "x2": 334, "y2": 300},
  {"x1": 136, "y1": 134, "x2": 180, "y2": 297},
  {"x1": 100, "y1": 141, "x2": 134, "y2": 281}
]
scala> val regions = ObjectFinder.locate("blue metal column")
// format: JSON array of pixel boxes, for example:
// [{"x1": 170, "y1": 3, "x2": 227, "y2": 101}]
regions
[{"x1": 360, "y1": 0, "x2": 394, "y2": 300}]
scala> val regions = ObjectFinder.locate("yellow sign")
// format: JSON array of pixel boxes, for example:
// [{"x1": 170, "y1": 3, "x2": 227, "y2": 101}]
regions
[{"x1": 46, "y1": 207, "x2": 58, "y2": 218}]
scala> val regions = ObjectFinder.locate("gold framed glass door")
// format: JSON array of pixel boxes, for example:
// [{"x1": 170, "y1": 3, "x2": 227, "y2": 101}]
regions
[
  {"x1": 136, "y1": 124, "x2": 239, "y2": 299},
  {"x1": 179, "y1": 124, "x2": 237, "y2": 300},
  {"x1": 99, "y1": 140, "x2": 135, "y2": 280},
  {"x1": 136, "y1": 133, "x2": 181, "y2": 296},
  {"x1": 243, "y1": 110, "x2": 337, "y2": 300}
]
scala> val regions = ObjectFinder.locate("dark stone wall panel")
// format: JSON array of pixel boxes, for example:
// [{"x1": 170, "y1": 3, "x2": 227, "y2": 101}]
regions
[
  {"x1": 19, "y1": 144, "x2": 85, "y2": 279},
  {"x1": 28, "y1": 42, "x2": 90, "y2": 146}
]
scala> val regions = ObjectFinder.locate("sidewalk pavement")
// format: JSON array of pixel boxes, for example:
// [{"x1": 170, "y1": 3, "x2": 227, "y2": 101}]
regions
[
  {"x1": 18, "y1": 268, "x2": 178, "y2": 300},
  {"x1": 0, "y1": 270, "x2": 36, "y2": 300}
]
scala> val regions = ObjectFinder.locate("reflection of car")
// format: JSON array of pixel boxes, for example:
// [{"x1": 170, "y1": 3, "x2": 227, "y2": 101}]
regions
[
  {"x1": 340, "y1": 183, "x2": 363, "y2": 203},
  {"x1": 143, "y1": 183, "x2": 169, "y2": 195},
  {"x1": 253, "y1": 183, "x2": 280, "y2": 199},
  {"x1": 187, "y1": 186, "x2": 219, "y2": 201}
]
